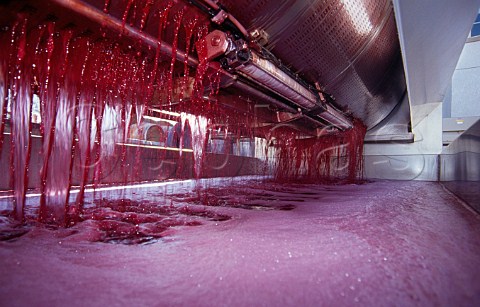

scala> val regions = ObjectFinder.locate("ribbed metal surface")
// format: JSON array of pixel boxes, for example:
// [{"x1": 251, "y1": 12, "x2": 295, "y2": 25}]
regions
[{"x1": 220, "y1": 0, "x2": 406, "y2": 128}]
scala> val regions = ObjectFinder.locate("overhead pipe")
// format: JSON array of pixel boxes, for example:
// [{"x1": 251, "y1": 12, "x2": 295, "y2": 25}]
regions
[
  {"x1": 318, "y1": 105, "x2": 353, "y2": 130},
  {"x1": 231, "y1": 80, "x2": 352, "y2": 132},
  {"x1": 49, "y1": 0, "x2": 200, "y2": 67},
  {"x1": 235, "y1": 50, "x2": 320, "y2": 110},
  {"x1": 231, "y1": 80, "x2": 299, "y2": 114}
]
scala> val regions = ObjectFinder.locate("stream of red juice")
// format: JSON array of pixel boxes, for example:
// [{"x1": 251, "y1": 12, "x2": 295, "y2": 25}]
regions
[
  {"x1": 270, "y1": 119, "x2": 366, "y2": 183},
  {"x1": 168, "y1": 9, "x2": 185, "y2": 103},
  {"x1": 10, "y1": 17, "x2": 32, "y2": 222},
  {"x1": 42, "y1": 30, "x2": 78, "y2": 225}
]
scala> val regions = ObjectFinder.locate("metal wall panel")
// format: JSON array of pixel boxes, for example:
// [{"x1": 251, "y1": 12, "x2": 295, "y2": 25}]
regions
[
  {"x1": 440, "y1": 119, "x2": 480, "y2": 212},
  {"x1": 364, "y1": 154, "x2": 438, "y2": 181}
]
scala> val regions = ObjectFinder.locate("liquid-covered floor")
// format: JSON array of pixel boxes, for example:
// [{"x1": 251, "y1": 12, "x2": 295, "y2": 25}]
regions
[{"x1": 0, "y1": 180, "x2": 479, "y2": 306}]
